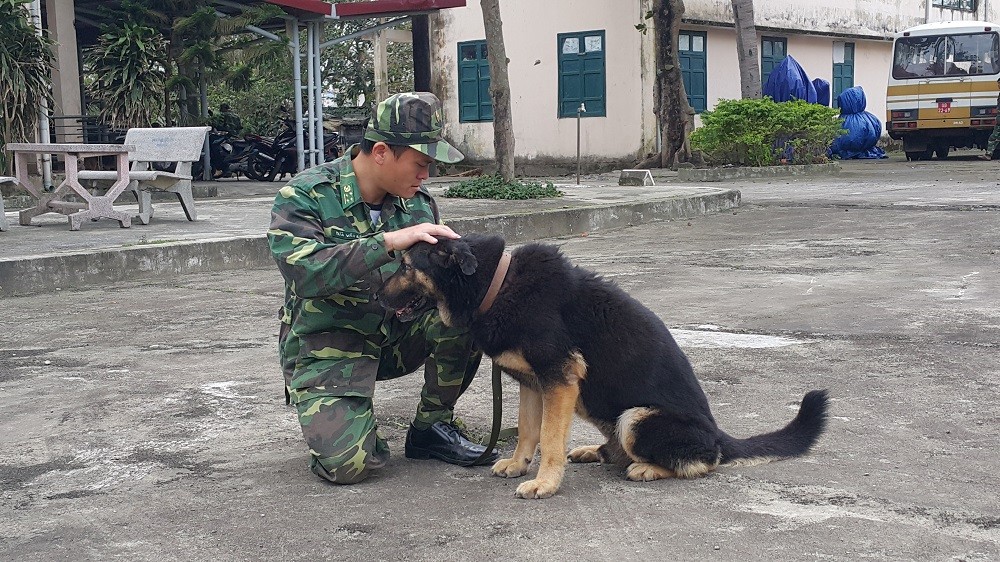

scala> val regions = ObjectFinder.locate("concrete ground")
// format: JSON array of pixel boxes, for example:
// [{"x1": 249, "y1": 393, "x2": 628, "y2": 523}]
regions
[{"x1": 1, "y1": 151, "x2": 999, "y2": 560}]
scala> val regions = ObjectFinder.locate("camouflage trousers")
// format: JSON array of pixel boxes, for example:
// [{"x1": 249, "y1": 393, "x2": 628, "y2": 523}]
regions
[
  {"x1": 280, "y1": 310, "x2": 481, "y2": 484},
  {"x1": 988, "y1": 124, "x2": 1000, "y2": 155}
]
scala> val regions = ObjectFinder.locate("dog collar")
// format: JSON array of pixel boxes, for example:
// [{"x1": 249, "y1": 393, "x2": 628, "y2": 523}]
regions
[{"x1": 477, "y1": 251, "x2": 512, "y2": 315}]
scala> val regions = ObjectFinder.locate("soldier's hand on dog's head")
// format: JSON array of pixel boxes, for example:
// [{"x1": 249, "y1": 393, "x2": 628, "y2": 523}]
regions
[{"x1": 384, "y1": 223, "x2": 461, "y2": 253}]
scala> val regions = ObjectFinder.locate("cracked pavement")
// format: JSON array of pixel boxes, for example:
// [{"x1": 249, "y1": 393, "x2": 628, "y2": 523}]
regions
[{"x1": 1, "y1": 152, "x2": 999, "y2": 560}]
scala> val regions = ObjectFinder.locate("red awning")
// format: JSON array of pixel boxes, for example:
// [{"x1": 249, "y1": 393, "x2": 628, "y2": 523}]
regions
[
  {"x1": 265, "y1": 0, "x2": 334, "y2": 16},
  {"x1": 265, "y1": 0, "x2": 467, "y2": 19}
]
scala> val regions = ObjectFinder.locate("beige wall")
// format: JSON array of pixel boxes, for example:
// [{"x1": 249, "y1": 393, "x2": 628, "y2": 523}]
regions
[
  {"x1": 430, "y1": 1, "x2": 656, "y2": 162},
  {"x1": 432, "y1": 1, "x2": 976, "y2": 162},
  {"x1": 695, "y1": 28, "x2": 894, "y2": 125},
  {"x1": 686, "y1": 0, "x2": 994, "y2": 36}
]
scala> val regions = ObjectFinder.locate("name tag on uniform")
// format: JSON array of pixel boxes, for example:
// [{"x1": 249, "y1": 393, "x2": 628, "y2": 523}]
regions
[{"x1": 328, "y1": 230, "x2": 364, "y2": 240}]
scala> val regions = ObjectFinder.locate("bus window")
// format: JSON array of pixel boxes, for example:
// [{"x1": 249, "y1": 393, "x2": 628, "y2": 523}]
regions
[
  {"x1": 950, "y1": 32, "x2": 1000, "y2": 75},
  {"x1": 893, "y1": 36, "x2": 939, "y2": 78},
  {"x1": 893, "y1": 32, "x2": 1000, "y2": 78}
]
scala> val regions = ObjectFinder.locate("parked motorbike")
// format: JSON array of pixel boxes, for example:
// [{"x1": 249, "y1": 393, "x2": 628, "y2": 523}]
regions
[
  {"x1": 247, "y1": 117, "x2": 340, "y2": 182},
  {"x1": 192, "y1": 129, "x2": 254, "y2": 180}
]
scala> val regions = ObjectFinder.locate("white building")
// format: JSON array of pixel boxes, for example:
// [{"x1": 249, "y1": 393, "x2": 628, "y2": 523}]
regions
[{"x1": 430, "y1": 0, "x2": 997, "y2": 167}]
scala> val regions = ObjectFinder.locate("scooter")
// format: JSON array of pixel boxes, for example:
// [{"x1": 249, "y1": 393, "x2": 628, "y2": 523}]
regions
[
  {"x1": 247, "y1": 117, "x2": 340, "y2": 182},
  {"x1": 192, "y1": 129, "x2": 253, "y2": 179}
]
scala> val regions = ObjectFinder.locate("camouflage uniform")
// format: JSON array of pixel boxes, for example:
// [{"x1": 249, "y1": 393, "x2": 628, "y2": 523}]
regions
[
  {"x1": 268, "y1": 92, "x2": 473, "y2": 484},
  {"x1": 988, "y1": 91, "x2": 1000, "y2": 156},
  {"x1": 215, "y1": 109, "x2": 243, "y2": 136}
]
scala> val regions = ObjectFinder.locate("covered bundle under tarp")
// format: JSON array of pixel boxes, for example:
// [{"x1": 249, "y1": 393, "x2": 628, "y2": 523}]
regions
[
  {"x1": 813, "y1": 78, "x2": 830, "y2": 107},
  {"x1": 829, "y1": 86, "x2": 887, "y2": 159},
  {"x1": 763, "y1": 56, "x2": 818, "y2": 103}
]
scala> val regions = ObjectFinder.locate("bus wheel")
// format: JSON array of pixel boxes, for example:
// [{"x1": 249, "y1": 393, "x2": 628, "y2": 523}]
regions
[
  {"x1": 905, "y1": 151, "x2": 923, "y2": 161},
  {"x1": 934, "y1": 143, "x2": 950, "y2": 159}
]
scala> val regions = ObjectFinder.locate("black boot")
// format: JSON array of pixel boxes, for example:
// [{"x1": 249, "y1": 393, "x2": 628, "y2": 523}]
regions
[{"x1": 404, "y1": 421, "x2": 499, "y2": 466}]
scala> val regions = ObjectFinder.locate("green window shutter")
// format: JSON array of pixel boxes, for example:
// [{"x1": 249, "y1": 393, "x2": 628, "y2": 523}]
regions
[
  {"x1": 479, "y1": 46, "x2": 493, "y2": 120},
  {"x1": 679, "y1": 31, "x2": 707, "y2": 113},
  {"x1": 458, "y1": 40, "x2": 493, "y2": 122},
  {"x1": 832, "y1": 42, "x2": 855, "y2": 108},
  {"x1": 761, "y1": 36, "x2": 787, "y2": 86},
  {"x1": 558, "y1": 31, "x2": 606, "y2": 118}
]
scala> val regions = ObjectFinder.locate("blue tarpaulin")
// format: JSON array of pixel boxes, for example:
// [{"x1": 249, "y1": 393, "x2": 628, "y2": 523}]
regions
[
  {"x1": 813, "y1": 78, "x2": 830, "y2": 107},
  {"x1": 763, "y1": 56, "x2": 818, "y2": 103},
  {"x1": 829, "y1": 86, "x2": 887, "y2": 159}
]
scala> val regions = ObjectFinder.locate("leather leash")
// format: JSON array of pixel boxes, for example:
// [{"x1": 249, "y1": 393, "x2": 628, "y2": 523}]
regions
[
  {"x1": 457, "y1": 361, "x2": 505, "y2": 467},
  {"x1": 459, "y1": 251, "x2": 515, "y2": 467}
]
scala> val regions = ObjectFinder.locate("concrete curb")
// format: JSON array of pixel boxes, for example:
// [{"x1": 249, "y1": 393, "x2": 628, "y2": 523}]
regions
[
  {"x1": 677, "y1": 162, "x2": 841, "y2": 182},
  {"x1": 0, "y1": 189, "x2": 739, "y2": 297},
  {"x1": 2, "y1": 185, "x2": 219, "y2": 211},
  {"x1": 448, "y1": 189, "x2": 740, "y2": 242}
]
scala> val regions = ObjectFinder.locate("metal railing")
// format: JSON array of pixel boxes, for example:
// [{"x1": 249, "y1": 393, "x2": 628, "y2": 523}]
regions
[{"x1": 47, "y1": 115, "x2": 126, "y2": 145}]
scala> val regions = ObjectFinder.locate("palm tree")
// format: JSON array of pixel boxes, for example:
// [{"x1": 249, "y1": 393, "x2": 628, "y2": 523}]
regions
[
  {"x1": 0, "y1": 0, "x2": 53, "y2": 174},
  {"x1": 84, "y1": 22, "x2": 167, "y2": 129},
  {"x1": 481, "y1": 0, "x2": 515, "y2": 181},
  {"x1": 732, "y1": 0, "x2": 761, "y2": 99},
  {"x1": 637, "y1": 0, "x2": 693, "y2": 168},
  {"x1": 91, "y1": 1, "x2": 284, "y2": 126}
]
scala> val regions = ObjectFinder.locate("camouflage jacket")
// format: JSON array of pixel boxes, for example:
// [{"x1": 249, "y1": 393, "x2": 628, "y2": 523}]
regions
[
  {"x1": 216, "y1": 112, "x2": 243, "y2": 136},
  {"x1": 267, "y1": 146, "x2": 440, "y2": 397}
]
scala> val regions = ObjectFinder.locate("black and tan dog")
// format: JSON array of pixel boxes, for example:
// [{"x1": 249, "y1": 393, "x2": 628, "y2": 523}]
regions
[{"x1": 377, "y1": 234, "x2": 829, "y2": 499}]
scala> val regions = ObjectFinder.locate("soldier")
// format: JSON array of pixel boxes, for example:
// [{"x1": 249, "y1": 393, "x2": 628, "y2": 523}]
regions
[
  {"x1": 268, "y1": 92, "x2": 498, "y2": 484},
  {"x1": 217, "y1": 103, "x2": 243, "y2": 137},
  {"x1": 979, "y1": 77, "x2": 1000, "y2": 161}
]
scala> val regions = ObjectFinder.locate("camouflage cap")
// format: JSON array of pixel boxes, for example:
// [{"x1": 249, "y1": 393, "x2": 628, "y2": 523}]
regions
[{"x1": 363, "y1": 92, "x2": 464, "y2": 163}]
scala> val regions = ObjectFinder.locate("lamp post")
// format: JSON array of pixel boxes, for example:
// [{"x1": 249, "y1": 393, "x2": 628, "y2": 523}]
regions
[{"x1": 576, "y1": 102, "x2": 586, "y2": 185}]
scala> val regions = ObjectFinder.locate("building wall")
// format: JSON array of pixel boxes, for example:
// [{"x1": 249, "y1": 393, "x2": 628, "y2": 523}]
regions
[
  {"x1": 692, "y1": 27, "x2": 891, "y2": 127},
  {"x1": 685, "y1": 0, "x2": 993, "y2": 37},
  {"x1": 432, "y1": 1, "x2": 992, "y2": 163},
  {"x1": 430, "y1": 0, "x2": 657, "y2": 164},
  {"x1": 686, "y1": 0, "x2": 984, "y2": 123}
]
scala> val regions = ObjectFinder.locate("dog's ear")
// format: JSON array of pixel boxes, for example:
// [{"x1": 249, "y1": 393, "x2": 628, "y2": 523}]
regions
[
  {"x1": 453, "y1": 244, "x2": 478, "y2": 275},
  {"x1": 430, "y1": 240, "x2": 478, "y2": 275}
]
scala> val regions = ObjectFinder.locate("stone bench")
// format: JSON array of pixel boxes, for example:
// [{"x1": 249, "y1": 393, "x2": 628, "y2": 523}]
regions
[{"x1": 78, "y1": 126, "x2": 210, "y2": 224}]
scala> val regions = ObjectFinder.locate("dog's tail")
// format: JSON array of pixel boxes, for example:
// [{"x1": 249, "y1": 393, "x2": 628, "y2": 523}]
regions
[{"x1": 718, "y1": 389, "x2": 829, "y2": 467}]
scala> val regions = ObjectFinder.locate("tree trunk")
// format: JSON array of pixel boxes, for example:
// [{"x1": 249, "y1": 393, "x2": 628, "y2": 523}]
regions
[
  {"x1": 480, "y1": 0, "x2": 515, "y2": 181},
  {"x1": 643, "y1": 0, "x2": 693, "y2": 169},
  {"x1": 731, "y1": 0, "x2": 761, "y2": 99}
]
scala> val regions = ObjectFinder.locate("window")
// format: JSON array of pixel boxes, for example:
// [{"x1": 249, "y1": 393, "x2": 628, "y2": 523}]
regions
[
  {"x1": 679, "y1": 30, "x2": 707, "y2": 113},
  {"x1": 932, "y1": 0, "x2": 977, "y2": 11},
  {"x1": 761, "y1": 36, "x2": 787, "y2": 86},
  {"x1": 458, "y1": 40, "x2": 493, "y2": 122},
  {"x1": 558, "y1": 30, "x2": 606, "y2": 117},
  {"x1": 892, "y1": 32, "x2": 1000, "y2": 79},
  {"x1": 832, "y1": 41, "x2": 855, "y2": 108}
]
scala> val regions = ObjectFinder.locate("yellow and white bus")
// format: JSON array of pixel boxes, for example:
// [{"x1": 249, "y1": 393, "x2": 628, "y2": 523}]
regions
[{"x1": 886, "y1": 21, "x2": 1000, "y2": 160}]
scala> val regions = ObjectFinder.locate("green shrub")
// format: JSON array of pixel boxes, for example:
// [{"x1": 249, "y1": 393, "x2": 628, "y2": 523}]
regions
[
  {"x1": 443, "y1": 175, "x2": 563, "y2": 200},
  {"x1": 690, "y1": 97, "x2": 844, "y2": 167}
]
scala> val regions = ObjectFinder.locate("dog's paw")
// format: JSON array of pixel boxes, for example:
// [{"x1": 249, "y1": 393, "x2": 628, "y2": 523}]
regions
[
  {"x1": 491, "y1": 457, "x2": 529, "y2": 478},
  {"x1": 514, "y1": 478, "x2": 559, "y2": 499},
  {"x1": 625, "y1": 462, "x2": 673, "y2": 482},
  {"x1": 567, "y1": 445, "x2": 601, "y2": 463}
]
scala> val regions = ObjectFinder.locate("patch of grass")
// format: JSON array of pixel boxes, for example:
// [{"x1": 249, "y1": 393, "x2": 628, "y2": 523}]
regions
[{"x1": 443, "y1": 174, "x2": 563, "y2": 200}]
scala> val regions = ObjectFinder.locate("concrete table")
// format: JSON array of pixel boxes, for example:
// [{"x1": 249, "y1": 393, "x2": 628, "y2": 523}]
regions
[
  {"x1": 0, "y1": 175, "x2": 15, "y2": 231},
  {"x1": 6, "y1": 143, "x2": 135, "y2": 230}
]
